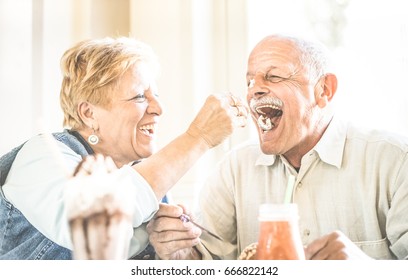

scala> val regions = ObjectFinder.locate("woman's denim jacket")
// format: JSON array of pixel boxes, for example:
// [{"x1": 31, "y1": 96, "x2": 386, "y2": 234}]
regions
[
  {"x1": 0, "y1": 130, "x2": 157, "y2": 260},
  {"x1": 0, "y1": 131, "x2": 93, "y2": 259}
]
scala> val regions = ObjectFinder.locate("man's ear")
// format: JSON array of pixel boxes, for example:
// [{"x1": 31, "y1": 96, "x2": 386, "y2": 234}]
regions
[
  {"x1": 78, "y1": 101, "x2": 97, "y2": 129},
  {"x1": 315, "y1": 73, "x2": 338, "y2": 108}
]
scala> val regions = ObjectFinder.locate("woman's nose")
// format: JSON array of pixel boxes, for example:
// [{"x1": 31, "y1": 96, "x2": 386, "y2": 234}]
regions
[{"x1": 147, "y1": 95, "x2": 163, "y2": 116}]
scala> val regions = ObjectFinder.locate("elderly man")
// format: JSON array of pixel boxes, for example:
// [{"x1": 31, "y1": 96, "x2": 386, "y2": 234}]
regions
[{"x1": 147, "y1": 34, "x2": 408, "y2": 260}]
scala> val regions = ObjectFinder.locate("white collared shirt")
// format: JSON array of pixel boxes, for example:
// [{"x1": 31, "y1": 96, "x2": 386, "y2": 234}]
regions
[{"x1": 196, "y1": 116, "x2": 408, "y2": 259}]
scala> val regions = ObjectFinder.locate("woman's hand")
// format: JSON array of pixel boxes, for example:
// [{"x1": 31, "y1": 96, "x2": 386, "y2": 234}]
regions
[
  {"x1": 133, "y1": 93, "x2": 248, "y2": 200},
  {"x1": 187, "y1": 94, "x2": 248, "y2": 148}
]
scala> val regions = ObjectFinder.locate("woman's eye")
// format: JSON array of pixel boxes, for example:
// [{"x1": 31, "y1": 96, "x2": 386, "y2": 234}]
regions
[{"x1": 132, "y1": 94, "x2": 146, "y2": 103}]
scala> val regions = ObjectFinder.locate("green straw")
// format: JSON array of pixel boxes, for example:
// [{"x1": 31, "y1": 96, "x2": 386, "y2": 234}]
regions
[{"x1": 284, "y1": 175, "x2": 296, "y2": 203}]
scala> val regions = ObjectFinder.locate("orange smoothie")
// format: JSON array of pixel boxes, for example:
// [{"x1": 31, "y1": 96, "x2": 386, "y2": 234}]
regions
[{"x1": 257, "y1": 220, "x2": 304, "y2": 260}]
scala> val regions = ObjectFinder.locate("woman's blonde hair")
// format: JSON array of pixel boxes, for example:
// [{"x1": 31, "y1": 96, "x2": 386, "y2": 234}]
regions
[{"x1": 59, "y1": 37, "x2": 160, "y2": 129}]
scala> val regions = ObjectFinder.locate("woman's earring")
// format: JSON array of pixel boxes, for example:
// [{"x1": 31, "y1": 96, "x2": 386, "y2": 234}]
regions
[
  {"x1": 88, "y1": 134, "x2": 99, "y2": 145},
  {"x1": 88, "y1": 127, "x2": 99, "y2": 145}
]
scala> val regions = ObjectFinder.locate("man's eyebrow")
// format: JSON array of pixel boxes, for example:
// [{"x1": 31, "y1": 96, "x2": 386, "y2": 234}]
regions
[{"x1": 246, "y1": 66, "x2": 277, "y2": 78}]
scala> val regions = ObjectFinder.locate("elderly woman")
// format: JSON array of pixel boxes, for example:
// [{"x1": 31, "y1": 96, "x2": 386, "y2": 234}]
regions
[{"x1": 0, "y1": 37, "x2": 246, "y2": 259}]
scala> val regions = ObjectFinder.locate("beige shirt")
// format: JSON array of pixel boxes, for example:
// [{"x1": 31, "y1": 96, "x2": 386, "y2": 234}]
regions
[{"x1": 195, "y1": 117, "x2": 408, "y2": 260}]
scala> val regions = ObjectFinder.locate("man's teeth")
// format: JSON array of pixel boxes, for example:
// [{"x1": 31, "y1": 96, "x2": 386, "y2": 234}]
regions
[
  {"x1": 255, "y1": 104, "x2": 282, "y2": 115},
  {"x1": 250, "y1": 97, "x2": 283, "y2": 114},
  {"x1": 257, "y1": 115, "x2": 273, "y2": 131}
]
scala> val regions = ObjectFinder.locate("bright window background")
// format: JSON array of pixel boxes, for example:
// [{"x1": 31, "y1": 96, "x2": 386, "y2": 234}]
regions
[{"x1": 247, "y1": 0, "x2": 408, "y2": 137}]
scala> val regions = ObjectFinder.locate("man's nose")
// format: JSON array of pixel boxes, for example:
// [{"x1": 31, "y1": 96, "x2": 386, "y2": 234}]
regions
[{"x1": 248, "y1": 74, "x2": 269, "y2": 98}]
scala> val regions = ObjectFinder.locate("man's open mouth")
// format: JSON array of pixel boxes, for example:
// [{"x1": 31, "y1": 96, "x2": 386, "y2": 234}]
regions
[{"x1": 249, "y1": 96, "x2": 283, "y2": 131}]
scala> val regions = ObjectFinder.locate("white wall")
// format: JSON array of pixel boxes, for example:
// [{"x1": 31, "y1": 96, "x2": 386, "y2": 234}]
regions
[
  {"x1": 2, "y1": 0, "x2": 408, "y2": 208},
  {"x1": 130, "y1": 0, "x2": 251, "y2": 207},
  {"x1": 0, "y1": 0, "x2": 34, "y2": 153},
  {"x1": 0, "y1": 0, "x2": 252, "y2": 208},
  {"x1": 246, "y1": 0, "x2": 408, "y2": 137}
]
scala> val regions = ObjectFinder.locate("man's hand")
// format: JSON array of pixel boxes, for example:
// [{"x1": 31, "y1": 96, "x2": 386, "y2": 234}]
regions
[
  {"x1": 147, "y1": 203, "x2": 202, "y2": 260},
  {"x1": 304, "y1": 230, "x2": 373, "y2": 260}
]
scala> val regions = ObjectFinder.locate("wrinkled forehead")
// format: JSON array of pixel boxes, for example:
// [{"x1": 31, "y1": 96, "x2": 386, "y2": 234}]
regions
[
  {"x1": 247, "y1": 37, "x2": 303, "y2": 75},
  {"x1": 113, "y1": 63, "x2": 154, "y2": 96}
]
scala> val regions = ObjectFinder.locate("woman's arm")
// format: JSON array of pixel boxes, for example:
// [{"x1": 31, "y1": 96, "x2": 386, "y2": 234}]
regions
[{"x1": 133, "y1": 94, "x2": 237, "y2": 200}]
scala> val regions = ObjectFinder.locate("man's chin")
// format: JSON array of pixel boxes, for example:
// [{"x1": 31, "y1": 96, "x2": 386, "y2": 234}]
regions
[{"x1": 259, "y1": 142, "x2": 279, "y2": 155}]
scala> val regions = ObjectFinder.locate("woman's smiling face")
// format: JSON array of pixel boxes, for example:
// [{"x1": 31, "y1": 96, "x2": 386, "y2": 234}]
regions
[{"x1": 92, "y1": 63, "x2": 163, "y2": 166}]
